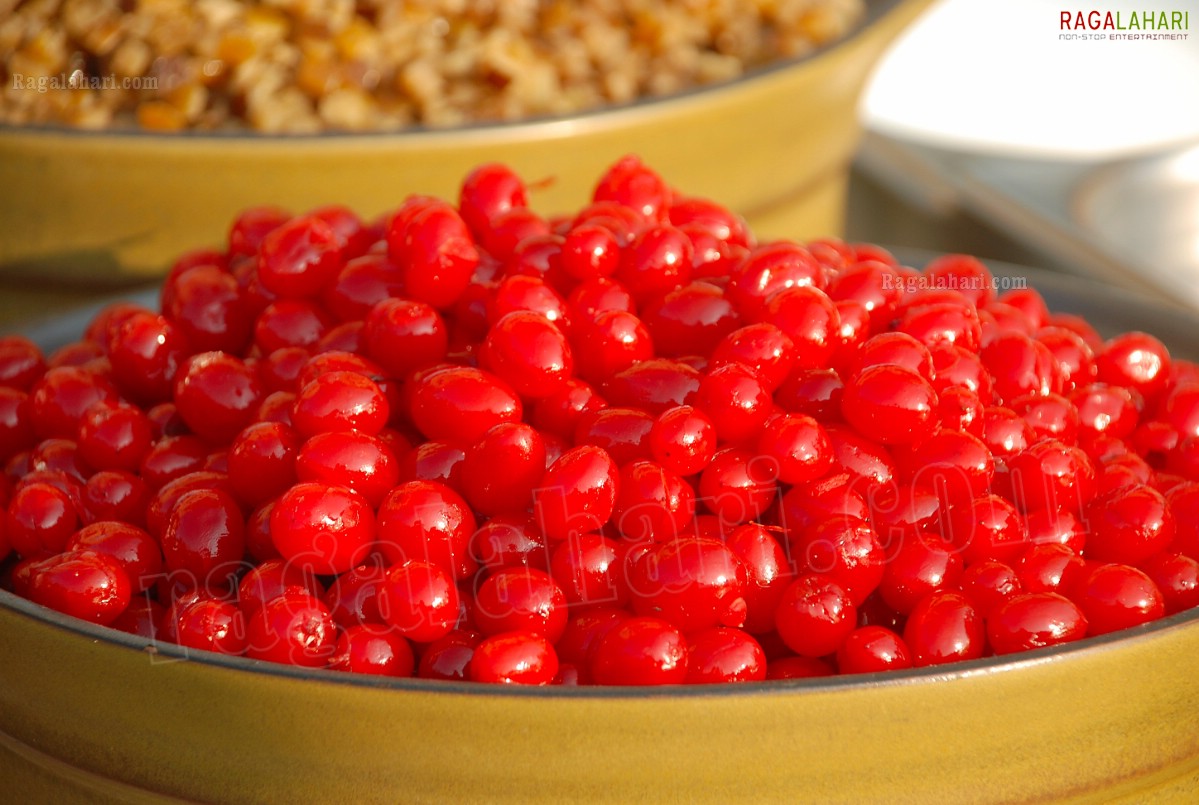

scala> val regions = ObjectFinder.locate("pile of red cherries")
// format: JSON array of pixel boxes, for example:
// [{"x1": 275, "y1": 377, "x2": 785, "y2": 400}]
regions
[{"x1": 2, "y1": 157, "x2": 1198, "y2": 685}]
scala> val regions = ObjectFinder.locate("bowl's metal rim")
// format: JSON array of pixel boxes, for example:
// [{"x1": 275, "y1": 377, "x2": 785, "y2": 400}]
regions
[
  {"x1": 0, "y1": 0, "x2": 908, "y2": 142},
  {"x1": 5, "y1": 250, "x2": 1199, "y2": 701},
  {"x1": 2, "y1": 583, "x2": 1197, "y2": 700}
]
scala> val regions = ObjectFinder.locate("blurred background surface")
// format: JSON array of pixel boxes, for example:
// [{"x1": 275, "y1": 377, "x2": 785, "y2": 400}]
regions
[{"x1": 851, "y1": 0, "x2": 1199, "y2": 310}]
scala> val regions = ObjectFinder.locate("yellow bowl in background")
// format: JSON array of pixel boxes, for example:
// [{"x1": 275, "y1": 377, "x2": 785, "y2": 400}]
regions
[
  {"x1": 0, "y1": 0, "x2": 931, "y2": 287},
  {"x1": 1, "y1": 260, "x2": 1198, "y2": 803}
]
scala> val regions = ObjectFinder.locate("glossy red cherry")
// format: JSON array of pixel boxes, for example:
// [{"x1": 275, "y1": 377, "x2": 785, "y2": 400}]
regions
[
  {"x1": 1077, "y1": 563, "x2": 1166, "y2": 636},
  {"x1": 878, "y1": 531, "x2": 963, "y2": 615},
  {"x1": 174, "y1": 598, "x2": 248, "y2": 655},
  {"x1": 774, "y1": 574, "x2": 857, "y2": 658},
  {"x1": 291, "y1": 371, "x2": 388, "y2": 438},
  {"x1": 226, "y1": 421, "x2": 300, "y2": 507},
  {"x1": 456, "y1": 422, "x2": 545, "y2": 515},
  {"x1": 548, "y1": 532, "x2": 625, "y2": 609},
  {"x1": 322, "y1": 560, "x2": 387, "y2": 627},
  {"x1": 791, "y1": 519, "x2": 885, "y2": 606},
  {"x1": 695, "y1": 363, "x2": 772, "y2": 445},
  {"x1": 1095, "y1": 331, "x2": 1171, "y2": 403},
  {"x1": 900, "y1": 299, "x2": 982, "y2": 353},
  {"x1": 72, "y1": 401, "x2": 147, "y2": 474},
  {"x1": 571, "y1": 310, "x2": 655, "y2": 384},
  {"x1": 987, "y1": 592, "x2": 1088, "y2": 655},
  {"x1": 824, "y1": 259, "x2": 901, "y2": 331},
  {"x1": 618, "y1": 221, "x2": 695, "y2": 303},
  {"x1": 106, "y1": 313, "x2": 188, "y2": 406},
  {"x1": 81, "y1": 469, "x2": 150, "y2": 526},
  {"x1": 685, "y1": 627, "x2": 767, "y2": 683},
  {"x1": 470, "y1": 514, "x2": 549, "y2": 575},
  {"x1": 641, "y1": 281, "x2": 739, "y2": 358},
  {"x1": 532, "y1": 445, "x2": 619, "y2": 542},
  {"x1": 529, "y1": 379, "x2": 607, "y2": 441},
  {"x1": 648, "y1": 405, "x2": 717, "y2": 477},
  {"x1": 330, "y1": 626, "x2": 415, "y2": 677},
  {"x1": 294, "y1": 431, "x2": 399, "y2": 508},
  {"x1": 408, "y1": 366, "x2": 523, "y2": 445},
  {"x1": 1142, "y1": 552, "x2": 1199, "y2": 614},
  {"x1": 361, "y1": 297, "x2": 449, "y2": 379},
  {"x1": 590, "y1": 616, "x2": 689, "y2": 686},
  {"x1": 24, "y1": 549, "x2": 131, "y2": 626},
  {"x1": 611, "y1": 460, "x2": 695, "y2": 543},
  {"x1": 697, "y1": 447, "x2": 777, "y2": 526},
  {"x1": 469, "y1": 630, "x2": 559, "y2": 685},
  {"x1": 1006, "y1": 439, "x2": 1096, "y2": 514},
  {"x1": 560, "y1": 223, "x2": 621, "y2": 280},
  {"x1": 164, "y1": 265, "x2": 253, "y2": 355},
  {"x1": 29, "y1": 366, "x2": 118, "y2": 441},
  {"x1": 394, "y1": 202, "x2": 478, "y2": 310},
  {"x1": 591, "y1": 155, "x2": 669, "y2": 221},
  {"x1": 574, "y1": 407, "x2": 654, "y2": 466},
  {"x1": 244, "y1": 592, "x2": 337, "y2": 667},
  {"x1": 981, "y1": 332, "x2": 1061, "y2": 403},
  {"x1": 709, "y1": 323, "x2": 796, "y2": 392},
  {"x1": 236, "y1": 557, "x2": 324, "y2": 619},
  {"x1": 325, "y1": 254, "x2": 405, "y2": 322},
  {"x1": 256, "y1": 214, "x2": 343, "y2": 299},
  {"x1": 377, "y1": 559, "x2": 460, "y2": 643},
  {"x1": 627, "y1": 537, "x2": 747, "y2": 632},
  {"x1": 981, "y1": 406, "x2": 1035, "y2": 458},
  {"x1": 161, "y1": 487, "x2": 245, "y2": 582},
  {"x1": 473, "y1": 567, "x2": 567, "y2": 642},
  {"x1": 173, "y1": 352, "x2": 262, "y2": 445},
  {"x1": 1083, "y1": 483, "x2": 1174, "y2": 565},
  {"x1": 841, "y1": 364, "x2": 937, "y2": 446},
  {"x1": 67, "y1": 520, "x2": 162, "y2": 593},
  {"x1": 836, "y1": 625, "x2": 912, "y2": 674},
  {"x1": 774, "y1": 368, "x2": 844, "y2": 423},
  {"x1": 270, "y1": 482, "x2": 375, "y2": 576},
  {"x1": 903, "y1": 591, "x2": 985, "y2": 667},
  {"x1": 709, "y1": 527, "x2": 786, "y2": 638},
  {"x1": 726, "y1": 242, "x2": 822, "y2": 321},
  {"x1": 417, "y1": 629, "x2": 482, "y2": 681},
  {"x1": 920, "y1": 253, "x2": 996, "y2": 307},
  {"x1": 0, "y1": 335, "x2": 46, "y2": 392},
  {"x1": 851, "y1": 332, "x2": 934, "y2": 381},
  {"x1": 1010, "y1": 392, "x2": 1079, "y2": 445},
  {"x1": 942, "y1": 494, "x2": 1028, "y2": 565},
  {"x1": 602, "y1": 358, "x2": 701, "y2": 414},
  {"x1": 481, "y1": 312, "x2": 574, "y2": 399},
  {"x1": 253, "y1": 299, "x2": 333, "y2": 353},
  {"x1": 458, "y1": 162, "x2": 528, "y2": 239},
  {"x1": 762, "y1": 286, "x2": 840, "y2": 370},
  {"x1": 377, "y1": 480, "x2": 478, "y2": 580},
  {"x1": 765, "y1": 656, "x2": 836, "y2": 680}
]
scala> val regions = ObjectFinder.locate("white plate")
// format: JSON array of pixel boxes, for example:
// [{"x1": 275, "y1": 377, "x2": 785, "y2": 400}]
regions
[{"x1": 862, "y1": 0, "x2": 1199, "y2": 160}]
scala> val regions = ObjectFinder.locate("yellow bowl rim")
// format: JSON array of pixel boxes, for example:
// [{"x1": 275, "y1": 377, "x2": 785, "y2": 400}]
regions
[
  {"x1": 3, "y1": 584, "x2": 1195, "y2": 700},
  {"x1": 0, "y1": 0, "x2": 911, "y2": 143}
]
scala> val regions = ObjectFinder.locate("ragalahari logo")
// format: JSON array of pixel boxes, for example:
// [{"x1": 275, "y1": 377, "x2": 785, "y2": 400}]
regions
[{"x1": 1059, "y1": 6, "x2": 1190, "y2": 40}]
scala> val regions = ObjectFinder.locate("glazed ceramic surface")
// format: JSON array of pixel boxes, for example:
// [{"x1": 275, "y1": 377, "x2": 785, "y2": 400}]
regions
[
  {"x1": 1, "y1": 259, "x2": 1197, "y2": 803},
  {"x1": 0, "y1": 0, "x2": 931, "y2": 286}
]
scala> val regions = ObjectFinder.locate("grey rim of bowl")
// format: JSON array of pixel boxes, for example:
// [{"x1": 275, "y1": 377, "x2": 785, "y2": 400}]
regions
[
  {"x1": 3, "y1": 584, "x2": 1198, "y2": 700},
  {"x1": 0, "y1": 0, "x2": 908, "y2": 141},
  {"x1": 5, "y1": 251, "x2": 1198, "y2": 698}
]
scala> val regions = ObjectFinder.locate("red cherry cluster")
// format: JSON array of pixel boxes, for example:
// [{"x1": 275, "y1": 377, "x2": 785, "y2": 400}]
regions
[{"x1": 3, "y1": 157, "x2": 1198, "y2": 686}]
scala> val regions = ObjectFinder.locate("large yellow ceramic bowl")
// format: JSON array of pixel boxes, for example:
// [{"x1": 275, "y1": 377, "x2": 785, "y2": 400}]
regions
[
  {"x1": 0, "y1": 0, "x2": 931, "y2": 287},
  {"x1": 1, "y1": 259, "x2": 1198, "y2": 803}
]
